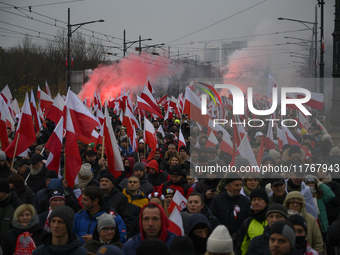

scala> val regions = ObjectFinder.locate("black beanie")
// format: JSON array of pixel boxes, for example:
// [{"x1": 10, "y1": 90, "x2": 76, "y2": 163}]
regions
[
  {"x1": 288, "y1": 214, "x2": 308, "y2": 234},
  {"x1": 289, "y1": 145, "x2": 301, "y2": 156},
  {"x1": 170, "y1": 165, "x2": 182, "y2": 176},
  {"x1": 224, "y1": 172, "x2": 242, "y2": 185},
  {"x1": 100, "y1": 172, "x2": 115, "y2": 184},
  {"x1": 46, "y1": 170, "x2": 58, "y2": 179},
  {"x1": 250, "y1": 188, "x2": 269, "y2": 204},
  {"x1": 0, "y1": 178, "x2": 10, "y2": 193},
  {"x1": 266, "y1": 204, "x2": 288, "y2": 219},
  {"x1": 136, "y1": 239, "x2": 170, "y2": 255},
  {"x1": 169, "y1": 236, "x2": 195, "y2": 255},
  {"x1": 269, "y1": 220, "x2": 296, "y2": 247},
  {"x1": 49, "y1": 205, "x2": 74, "y2": 233}
]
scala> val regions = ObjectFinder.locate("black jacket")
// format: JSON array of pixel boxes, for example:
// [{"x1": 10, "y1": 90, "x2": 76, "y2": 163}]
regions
[
  {"x1": 210, "y1": 191, "x2": 251, "y2": 235},
  {"x1": 181, "y1": 206, "x2": 220, "y2": 232},
  {"x1": 323, "y1": 180, "x2": 340, "y2": 224},
  {"x1": 0, "y1": 164, "x2": 12, "y2": 179},
  {"x1": 103, "y1": 186, "x2": 133, "y2": 233},
  {"x1": 147, "y1": 170, "x2": 169, "y2": 192},
  {"x1": 194, "y1": 178, "x2": 221, "y2": 207},
  {"x1": 15, "y1": 186, "x2": 35, "y2": 204},
  {"x1": 23, "y1": 166, "x2": 50, "y2": 194},
  {"x1": 247, "y1": 225, "x2": 271, "y2": 255}
]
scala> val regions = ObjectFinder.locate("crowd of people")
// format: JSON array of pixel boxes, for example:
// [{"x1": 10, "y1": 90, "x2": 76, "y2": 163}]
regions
[{"x1": 0, "y1": 109, "x2": 340, "y2": 255}]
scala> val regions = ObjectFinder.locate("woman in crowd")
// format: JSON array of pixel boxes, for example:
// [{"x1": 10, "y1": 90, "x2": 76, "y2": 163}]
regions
[
  {"x1": 1, "y1": 204, "x2": 46, "y2": 255},
  {"x1": 240, "y1": 172, "x2": 260, "y2": 199}
]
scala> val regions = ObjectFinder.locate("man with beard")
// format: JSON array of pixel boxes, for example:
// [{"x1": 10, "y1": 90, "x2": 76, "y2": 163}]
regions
[
  {"x1": 268, "y1": 220, "x2": 297, "y2": 255},
  {"x1": 188, "y1": 147, "x2": 199, "y2": 167},
  {"x1": 0, "y1": 150, "x2": 12, "y2": 179},
  {"x1": 288, "y1": 214, "x2": 319, "y2": 255},
  {"x1": 85, "y1": 150, "x2": 101, "y2": 178},
  {"x1": 234, "y1": 188, "x2": 269, "y2": 255},
  {"x1": 131, "y1": 139, "x2": 149, "y2": 163},
  {"x1": 186, "y1": 213, "x2": 211, "y2": 255},
  {"x1": 23, "y1": 154, "x2": 50, "y2": 194}
]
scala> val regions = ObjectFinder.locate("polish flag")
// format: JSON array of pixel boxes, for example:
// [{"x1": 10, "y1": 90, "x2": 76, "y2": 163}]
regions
[
  {"x1": 11, "y1": 99, "x2": 20, "y2": 118},
  {"x1": 147, "y1": 76, "x2": 155, "y2": 94},
  {"x1": 77, "y1": 129, "x2": 99, "y2": 146},
  {"x1": 30, "y1": 90, "x2": 42, "y2": 132},
  {"x1": 131, "y1": 125, "x2": 138, "y2": 152},
  {"x1": 103, "y1": 102, "x2": 124, "y2": 177},
  {"x1": 137, "y1": 95, "x2": 163, "y2": 118},
  {"x1": 297, "y1": 92, "x2": 323, "y2": 111},
  {"x1": 170, "y1": 96, "x2": 182, "y2": 117},
  {"x1": 267, "y1": 74, "x2": 278, "y2": 99},
  {"x1": 156, "y1": 94, "x2": 168, "y2": 105},
  {"x1": 144, "y1": 117, "x2": 157, "y2": 161},
  {"x1": 164, "y1": 102, "x2": 173, "y2": 121},
  {"x1": 37, "y1": 86, "x2": 53, "y2": 117},
  {"x1": 295, "y1": 111, "x2": 311, "y2": 130},
  {"x1": 141, "y1": 85, "x2": 162, "y2": 117},
  {"x1": 157, "y1": 125, "x2": 165, "y2": 137},
  {"x1": 168, "y1": 190, "x2": 187, "y2": 214},
  {"x1": 238, "y1": 134, "x2": 258, "y2": 169},
  {"x1": 178, "y1": 129, "x2": 186, "y2": 151},
  {"x1": 96, "y1": 107, "x2": 105, "y2": 126},
  {"x1": 276, "y1": 125, "x2": 287, "y2": 151},
  {"x1": 282, "y1": 126, "x2": 313, "y2": 158},
  {"x1": 205, "y1": 130, "x2": 218, "y2": 149},
  {"x1": 97, "y1": 91, "x2": 102, "y2": 111},
  {"x1": 64, "y1": 108, "x2": 82, "y2": 188},
  {"x1": 122, "y1": 112, "x2": 135, "y2": 138},
  {"x1": 183, "y1": 87, "x2": 212, "y2": 128},
  {"x1": 315, "y1": 118, "x2": 328, "y2": 134},
  {"x1": 257, "y1": 136, "x2": 265, "y2": 167},
  {"x1": 187, "y1": 81, "x2": 194, "y2": 91},
  {"x1": 123, "y1": 105, "x2": 140, "y2": 130},
  {"x1": 168, "y1": 207, "x2": 184, "y2": 236},
  {"x1": 45, "y1": 117, "x2": 63, "y2": 174},
  {"x1": 5, "y1": 93, "x2": 36, "y2": 157},
  {"x1": 47, "y1": 93, "x2": 64, "y2": 124},
  {"x1": 264, "y1": 125, "x2": 275, "y2": 150},
  {"x1": 45, "y1": 80, "x2": 52, "y2": 98},
  {"x1": 0, "y1": 85, "x2": 12, "y2": 104},
  {"x1": 0, "y1": 98, "x2": 10, "y2": 151},
  {"x1": 65, "y1": 88, "x2": 99, "y2": 138},
  {"x1": 208, "y1": 120, "x2": 233, "y2": 155}
]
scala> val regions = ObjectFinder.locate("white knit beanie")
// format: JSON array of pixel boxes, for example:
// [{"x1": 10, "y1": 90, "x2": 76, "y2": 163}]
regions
[{"x1": 206, "y1": 225, "x2": 233, "y2": 253}]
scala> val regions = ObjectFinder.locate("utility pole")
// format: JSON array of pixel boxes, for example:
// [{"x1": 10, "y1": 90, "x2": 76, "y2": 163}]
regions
[
  {"x1": 139, "y1": 35, "x2": 141, "y2": 55},
  {"x1": 168, "y1": 46, "x2": 170, "y2": 58},
  {"x1": 123, "y1": 29, "x2": 126, "y2": 57},
  {"x1": 319, "y1": 0, "x2": 325, "y2": 94}
]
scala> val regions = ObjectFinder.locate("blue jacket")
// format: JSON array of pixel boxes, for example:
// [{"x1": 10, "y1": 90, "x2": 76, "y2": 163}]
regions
[
  {"x1": 122, "y1": 231, "x2": 176, "y2": 255},
  {"x1": 73, "y1": 208, "x2": 127, "y2": 244}
]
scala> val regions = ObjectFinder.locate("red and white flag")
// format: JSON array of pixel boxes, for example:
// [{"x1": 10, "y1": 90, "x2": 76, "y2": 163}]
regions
[
  {"x1": 0, "y1": 98, "x2": 10, "y2": 151},
  {"x1": 45, "y1": 80, "x2": 52, "y2": 98},
  {"x1": 205, "y1": 130, "x2": 218, "y2": 149},
  {"x1": 157, "y1": 125, "x2": 165, "y2": 137},
  {"x1": 208, "y1": 120, "x2": 233, "y2": 155},
  {"x1": 315, "y1": 118, "x2": 328, "y2": 134},
  {"x1": 37, "y1": 86, "x2": 53, "y2": 117},
  {"x1": 5, "y1": 93, "x2": 36, "y2": 158},
  {"x1": 65, "y1": 88, "x2": 99, "y2": 138},
  {"x1": 0, "y1": 85, "x2": 12, "y2": 104},
  {"x1": 137, "y1": 95, "x2": 163, "y2": 118},
  {"x1": 147, "y1": 76, "x2": 155, "y2": 94},
  {"x1": 282, "y1": 125, "x2": 312, "y2": 158},
  {"x1": 264, "y1": 125, "x2": 275, "y2": 150},
  {"x1": 11, "y1": 99, "x2": 20, "y2": 119},
  {"x1": 64, "y1": 108, "x2": 82, "y2": 188},
  {"x1": 178, "y1": 129, "x2": 186, "y2": 151},
  {"x1": 169, "y1": 206, "x2": 184, "y2": 236},
  {"x1": 238, "y1": 134, "x2": 258, "y2": 169},
  {"x1": 168, "y1": 190, "x2": 187, "y2": 214},
  {"x1": 103, "y1": 102, "x2": 124, "y2": 177},
  {"x1": 276, "y1": 125, "x2": 287, "y2": 151},
  {"x1": 30, "y1": 90, "x2": 42, "y2": 132},
  {"x1": 45, "y1": 117, "x2": 63, "y2": 174},
  {"x1": 297, "y1": 92, "x2": 323, "y2": 111},
  {"x1": 144, "y1": 117, "x2": 157, "y2": 161},
  {"x1": 267, "y1": 74, "x2": 278, "y2": 99},
  {"x1": 141, "y1": 85, "x2": 162, "y2": 117},
  {"x1": 47, "y1": 93, "x2": 64, "y2": 124},
  {"x1": 131, "y1": 125, "x2": 138, "y2": 152}
]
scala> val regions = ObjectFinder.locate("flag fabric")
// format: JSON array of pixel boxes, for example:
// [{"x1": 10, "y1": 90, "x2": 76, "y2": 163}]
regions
[
  {"x1": 64, "y1": 108, "x2": 82, "y2": 188},
  {"x1": 0, "y1": 98, "x2": 10, "y2": 151},
  {"x1": 267, "y1": 74, "x2": 278, "y2": 99},
  {"x1": 103, "y1": 102, "x2": 124, "y2": 177},
  {"x1": 45, "y1": 117, "x2": 63, "y2": 174},
  {"x1": 238, "y1": 134, "x2": 258, "y2": 169},
  {"x1": 282, "y1": 126, "x2": 313, "y2": 158},
  {"x1": 0, "y1": 85, "x2": 12, "y2": 104},
  {"x1": 131, "y1": 125, "x2": 138, "y2": 152},
  {"x1": 144, "y1": 117, "x2": 157, "y2": 161},
  {"x1": 208, "y1": 120, "x2": 233, "y2": 155},
  {"x1": 315, "y1": 118, "x2": 328, "y2": 134},
  {"x1": 205, "y1": 130, "x2": 218, "y2": 149},
  {"x1": 257, "y1": 135, "x2": 265, "y2": 166},
  {"x1": 264, "y1": 125, "x2": 275, "y2": 150},
  {"x1": 141, "y1": 85, "x2": 162, "y2": 117},
  {"x1": 37, "y1": 86, "x2": 53, "y2": 117},
  {"x1": 64, "y1": 88, "x2": 99, "y2": 138},
  {"x1": 137, "y1": 95, "x2": 163, "y2": 118},
  {"x1": 168, "y1": 190, "x2": 187, "y2": 214},
  {"x1": 178, "y1": 129, "x2": 186, "y2": 151},
  {"x1": 30, "y1": 90, "x2": 42, "y2": 132},
  {"x1": 147, "y1": 76, "x2": 155, "y2": 94},
  {"x1": 297, "y1": 92, "x2": 324, "y2": 111},
  {"x1": 5, "y1": 93, "x2": 36, "y2": 158},
  {"x1": 276, "y1": 125, "x2": 287, "y2": 151},
  {"x1": 45, "y1": 80, "x2": 52, "y2": 98},
  {"x1": 157, "y1": 125, "x2": 165, "y2": 137},
  {"x1": 47, "y1": 93, "x2": 64, "y2": 124},
  {"x1": 168, "y1": 207, "x2": 184, "y2": 236}
]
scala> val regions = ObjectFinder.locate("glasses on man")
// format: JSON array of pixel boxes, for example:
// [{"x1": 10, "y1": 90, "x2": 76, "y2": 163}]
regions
[{"x1": 102, "y1": 227, "x2": 115, "y2": 233}]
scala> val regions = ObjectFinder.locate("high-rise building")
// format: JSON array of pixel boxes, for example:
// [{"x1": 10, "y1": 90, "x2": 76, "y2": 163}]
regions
[{"x1": 204, "y1": 44, "x2": 219, "y2": 63}]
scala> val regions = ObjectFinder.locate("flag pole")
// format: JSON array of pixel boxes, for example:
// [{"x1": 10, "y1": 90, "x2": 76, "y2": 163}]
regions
[
  {"x1": 101, "y1": 135, "x2": 105, "y2": 159},
  {"x1": 10, "y1": 133, "x2": 20, "y2": 169}
]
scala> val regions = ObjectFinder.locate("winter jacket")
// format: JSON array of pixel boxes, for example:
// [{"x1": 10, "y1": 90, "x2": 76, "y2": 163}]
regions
[
  {"x1": 234, "y1": 207, "x2": 268, "y2": 255},
  {"x1": 210, "y1": 191, "x2": 251, "y2": 235},
  {"x1": 73, "y1": 207, "x2": 127, "y2": 244},
  {"x1": 313, "y1": 182, "x2": 335, "y2": 233},
  {"x1": 194, "y1": 178, "x2": 220, "y2": 207},
  {"x1": 319, "y1": 175, "x2": 340, "y2": 224},
  {"x1": 246, "y1": 225, "x2": 271, "y2": 255},
  {"x1": 23, "y1": 166, "x2": 51, "y2": 194},
  {"x1": 1, "y1": 214, "x2": 47, "y2": 255},
  {"x1": 268, "y1": 193, "x2": 287, "y2": 205},
  {"x1": 32, "y1": 232, "x2": 88, "y2": 255},
  {"x1": 0, "y1": 191, "x2": 24, "y2": 242},
  {"x1": 103, "y1": 186, "x2": 133, "y2": 233},
  {"x1": 146, "y1": 160, "x2": 170, "y2": 192},
  {"x1": 157, "y1": 178, "x2": 193, "y2": 199},
  {"x1": 283, "y1": 191, "x2": 323, "y2": 254},
  {"x1": 0, "y1": 164, "x2": 12, "y2": 179},
  {"x1": 180, "y1": 206, "x2": 220, "y2": 232},
  {"x1": 122, "y1": 189, "x2": 148, "y2": 222},
  {"x1": 33, "y1": 179, "x2": 63, "y2": 210},
  {"x1": 15, "y1": 186, "x2": 35, "y2": 205},
  {"x1": 119, "y1": 174, "x2": 154, "y2": 197},
  {"x1": 82, "y1": 223, "x2": 123, "y2": 253},
  {"x1": 122, "y1": 203, "x2": 176, "y2": 255}
]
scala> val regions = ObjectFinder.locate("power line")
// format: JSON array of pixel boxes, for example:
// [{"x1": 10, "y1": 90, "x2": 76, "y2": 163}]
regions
[
  {"x1": 166, "y1": 0, "x2": 267, "y2": 44},
  {"x1": 0, "y1": 0, "x2": 84, "y2": 9}
]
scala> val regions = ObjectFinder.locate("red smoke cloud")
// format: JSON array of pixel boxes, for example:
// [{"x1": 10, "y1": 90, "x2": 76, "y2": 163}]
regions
[{"x1": 78, "y1": 53, "x2": 180, "y2": 103}]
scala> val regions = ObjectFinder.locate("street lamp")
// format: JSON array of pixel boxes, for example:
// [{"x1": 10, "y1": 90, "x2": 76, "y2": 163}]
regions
[
  {"x1": 67, "y1": 8, "x2": 104, "y2": 90},
  {"x1": 137, "y1": 43, "x2": 165, "y2": 55},
  {"x1": 278, "y1": 5, "x2": 318, "y2": 79},
  {"x1": 123, "y1": 30, "x2": 151, "y2": 57}
]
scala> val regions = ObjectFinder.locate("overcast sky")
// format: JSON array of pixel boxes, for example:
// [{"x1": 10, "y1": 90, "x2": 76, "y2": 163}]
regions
[{"x1": 0, "y1": 0, "x2": 334, "y2": 79}]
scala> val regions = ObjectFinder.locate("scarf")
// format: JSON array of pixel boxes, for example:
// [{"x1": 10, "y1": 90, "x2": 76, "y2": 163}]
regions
[
  {"x1": 287, "y1": 179, "x2": 301, "y2": 192},
  {"x1": 12, "y1": 213, "x2": 39, "y2": 230},
  {"x1": 243, "y1": 186, "x2": 252, "y2": 198},
  {"x1": 44, "y1": 206, "x2": 53, "y2": 232},
  {"x1": 190, "y1": 234, "x2": 208, "y2": 255},
  {"x1": 77, "y1": 174, "x2": 93, "y2": 191}
]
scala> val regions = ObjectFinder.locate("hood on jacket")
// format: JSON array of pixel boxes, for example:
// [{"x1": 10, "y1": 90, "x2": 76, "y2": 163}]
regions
[
  {"x1": 139, "y1": 203, "x2": 169, "y2": 242},
  {"x1": 40, "y1": 231, "x2": 83, "y2": 254},
  {"x1": 186, "y1": 213, "x2": 211, "y2": 236},
  {"x1": 283, "y1": 148, "x2": 305, "y2": 162},
  {"x1": 46, "y1": 178, "x2": 63, "y2": 191},
  {"x1": 283, "y1": 191, "x2": 306, "y2": 217},
  {"x1": 146, "y1": 159, "x2": 160, "y2": 174},
  {"x1": 126, "y1": 157, "x2": 135, "y2": 172}
]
